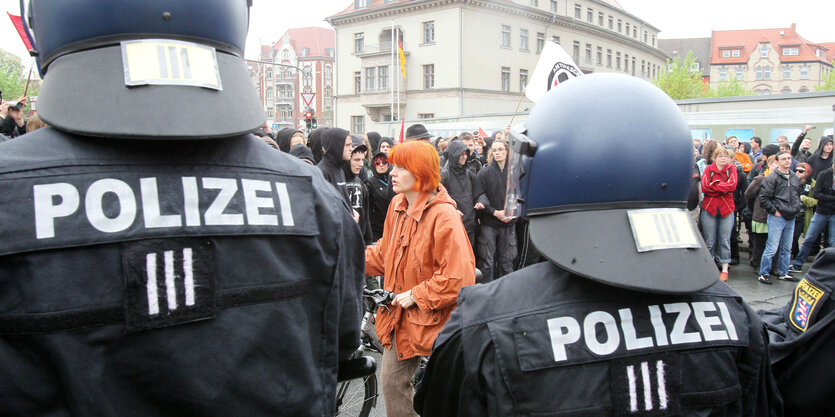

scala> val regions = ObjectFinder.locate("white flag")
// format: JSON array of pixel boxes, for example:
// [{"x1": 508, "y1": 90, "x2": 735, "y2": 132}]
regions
[{"x1": 525, "y1": 41, "x2": 583, "y2": 103}]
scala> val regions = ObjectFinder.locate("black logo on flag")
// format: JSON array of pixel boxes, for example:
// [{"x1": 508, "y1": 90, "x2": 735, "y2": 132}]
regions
[{"x1": 547, "y1": 62, "x2": 581, "y2": 91}]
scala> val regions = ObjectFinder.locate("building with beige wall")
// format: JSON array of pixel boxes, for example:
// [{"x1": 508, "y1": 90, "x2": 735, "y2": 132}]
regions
[
  {"x1": 326, "y1": 0, "x2": 668, "y2": 135},
  {"x1": 709, "y1": 24, "x2": 834, "y2": 95}
]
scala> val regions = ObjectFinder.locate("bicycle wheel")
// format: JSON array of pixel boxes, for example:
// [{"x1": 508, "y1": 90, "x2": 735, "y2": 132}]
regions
[{"x1": 335, "y1": 374, "x2": 377, "y2": 417}]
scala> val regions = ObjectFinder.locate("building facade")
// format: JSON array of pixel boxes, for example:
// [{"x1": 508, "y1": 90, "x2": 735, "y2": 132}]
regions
[
  {"x1": 326, "y1": 0, "x2": 668, "y2": 135},
  {"x1": 709, "y1": 24, "x2": 834, "y2": 95},
  {"x1": 250, "y1": 27, "x2": 336, "y2": 131},
  {"x1": 658, "y1": 37, "x2": 711, "y2": 81}
]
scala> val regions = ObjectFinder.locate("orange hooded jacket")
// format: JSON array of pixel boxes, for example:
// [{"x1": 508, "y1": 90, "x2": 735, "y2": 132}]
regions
[{"x1": 365, "y1": 185, "x2": 476, "y2": 359}]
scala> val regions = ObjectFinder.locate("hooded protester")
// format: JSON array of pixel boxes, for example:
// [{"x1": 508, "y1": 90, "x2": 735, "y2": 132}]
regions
[
  {"x1": 366, "y1": 131, "x2": 381, "y2": 155},
  {"x1": 367, "y1": 152, "x2": 393, "y2": 241},
  {"x1": 345, "y1": 138, "x2": 373, "y2": 244},
  {"x1": 275, "y1": 128, "x2": 296, "y2": 153},
  {"x1": 307, "y1": 127, "x2": 327, "y2": 164},
  {"x1": 806, "y1": 135, "x2": 834, "y2": 179},
  {"x1": 377, "y1": 137, "x2": 394, "y2": 156},
  {"x1": 317, "y1": 127, "x2": 353, "y2": 205},
  {"x1": 289, "y1": 144, "x2": 315, "y2": 165},
  {"x1": 441, "y1": 140, "x2": 477, "y2": 248},
  {"x1": 791, "y1": 126, "x2": 815, "y2": 163}
]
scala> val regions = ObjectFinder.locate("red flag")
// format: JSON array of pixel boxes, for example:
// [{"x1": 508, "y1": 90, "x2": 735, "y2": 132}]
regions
[
  {"x1": 7, "y1": 13, "x2": 34, "y2": 52},
  {"x1": 478, "y1": 127, "x2": 488, "y2": 138},
  {"x1": 399, "y1": 119, "x2": 405, "y2": 143}
]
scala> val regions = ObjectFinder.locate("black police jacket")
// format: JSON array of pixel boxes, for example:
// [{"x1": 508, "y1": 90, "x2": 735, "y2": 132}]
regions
[
  {"x1": 0, "y1": 128, "x2": 364, "y2": 417},
  {"x1": 415, "y1": 262, "x2": 783, "y2": 417},
  {"x1": 760, "y1": 248, "x2": 835, "y2": 416}
]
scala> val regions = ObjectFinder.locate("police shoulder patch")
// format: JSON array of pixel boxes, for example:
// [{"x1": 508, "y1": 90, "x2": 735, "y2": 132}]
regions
[
  {"x1": 610, "y1": 353, "x2": 681, "y2": 416},
  {"x1": 789, "y1": 278, "x2": 826, "y2": 332},
  {"x1": 122, "y1": 238, "x2": 216, "y2": 333}
]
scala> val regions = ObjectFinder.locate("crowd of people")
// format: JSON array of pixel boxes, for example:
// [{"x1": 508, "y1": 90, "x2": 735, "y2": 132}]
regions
[
  {"x1": 692, "y1": 126, "x2": 835, "y2": 284},
  {"x1": 253, "y1": 122, "x2": 523, "y2": 284}
]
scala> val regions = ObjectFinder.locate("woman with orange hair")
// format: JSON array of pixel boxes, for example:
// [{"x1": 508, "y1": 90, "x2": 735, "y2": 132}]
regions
[{"x1": 365, "y1": 140, "x2": 476, "y2": 417}]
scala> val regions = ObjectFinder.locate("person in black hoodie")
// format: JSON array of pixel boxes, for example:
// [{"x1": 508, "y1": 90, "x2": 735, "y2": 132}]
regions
[
  {"x1": 366, "y1": 131, "x2": 382, "y2": 156},
  {"x1": 474, "y1": 139, "x2": 516, "y2": 282},
  {"x1": 807, "y1": 135, "x2": 834, "y2": 179},
  {"x1": 441, "y1": 140, "x2": 477, "y2": 249},
  {"x1": 345, "y1": 138, "x2": 373, "y2": 245},
  {"x1": 307, "y1": 127, "x2": 327, "y2": 164},
  {"x1": 366, "y1": 152, "x2": 392, "y2": 241},
  {"x1": 317, "y1": 127, "x2": 353, "y2": 208}
]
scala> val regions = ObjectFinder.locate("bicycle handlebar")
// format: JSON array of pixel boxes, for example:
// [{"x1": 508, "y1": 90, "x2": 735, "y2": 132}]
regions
[{"x1": 362, "y1": 288, "x2": 396, "y2": 307}]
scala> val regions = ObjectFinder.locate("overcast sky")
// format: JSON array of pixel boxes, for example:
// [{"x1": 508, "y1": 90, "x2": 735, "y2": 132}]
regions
[{"x1": 2, "y1": 0, "x2": 833, "y2": 66}]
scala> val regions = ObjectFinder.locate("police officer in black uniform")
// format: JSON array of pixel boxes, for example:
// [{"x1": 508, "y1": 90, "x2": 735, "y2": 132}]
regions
[
  {"x1": 414, "y1": 74, "x2": 783, "y2": 416},
  {"x1": 760, "y1": 248, "x2": 835, "y2": 415},
  {"x1": 0, "y1": 1, "x2": 363, "y2": 416}
]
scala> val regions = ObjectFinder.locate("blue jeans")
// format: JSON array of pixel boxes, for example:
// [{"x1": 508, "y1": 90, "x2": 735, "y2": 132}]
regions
[
  {"x1": 792, "y1": 212, "x2": 835, "y2": 267},
  {"x1": 760, "y1": 214, "x2": 795, "y2": 276},
  {"x1": 700, "y1": 209, "x2": 734, "y2": 264}
]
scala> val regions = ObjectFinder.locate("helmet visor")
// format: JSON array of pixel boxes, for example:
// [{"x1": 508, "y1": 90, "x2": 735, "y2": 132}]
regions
[{"x1": 504, "y1": 129, "x2": 537, "y2": 218}]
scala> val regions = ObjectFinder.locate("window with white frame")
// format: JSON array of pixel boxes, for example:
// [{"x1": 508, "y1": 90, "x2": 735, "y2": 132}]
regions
[
  {"x1": 781, "y1": 87, "x2": 791, "y2": 94},
  {"x1": 354, "y1": 71, "x2": 361, "y2": 94},
  {"x1": 501, "y1": 25, "x2": 511, "y2": 47},
  {"x1": 608, "y1": 16, "x2": 613, "y2": 29},
  {"x1": 574, "y1": 5, "x2": 581, "y2": 19},
  {"x1": 536, "y1": 32, "x2": 545, "y2": 53},
  {"x1": 266, "y1": 68, "x2": 273, "y2": 80},
  {"x1": 550, "y1": 0, "x2": 557, "y2": 13},
  {"x1": 573, "y1": 41, "x2": 580, "y2": 63},
  {"x1": 719, "y1": 67, "x2": 727, "y2": 81},
  {"x1": 782, "y1": 47, "x2": 798, "y2": 56},
  {"x1": 598, "y1": 12, "x2": 604, "y2": 26},
  {"x1": 531, "y1": 0, "x2": 538, "y2": 6},
  {"x1": 520, "y1": 29, "x2": 529, "y2": 51},
  {"x1": 423, "y1": 64, "x2": 434, "y2": 89},
  {"x1": 691, "y1": 61, "x2": 700, "y2": 72},
  {"x1": 732, "y1": 50, "x2": 739, "y2": 57},
  {"x1": 616, "y1": 51, "x2": 621, "y2": 69},
  {"x1": 617, "y1": 19, "x2": 622, "y2": 32},
  {"x1": 760, "y1": 45, "x2": 768, "y2": 57},
  {"x1": 596, "y1": 46, "x2": 602, "y2": 65},
  {"x1": 520, "y1": 69, "x2": 528, "y2": 92},
  {"x1": 625, "y1": 22, "x2": 630, "y2": 34},
  {"x1": 418, "y1": 113, "x2": 435, "y2": 119},
  {"x1": 764, "y1": 65, "x2": 771, "y2": 79},
  {"x1": 378, "y1": 65, "x2": 389, "y2": 90},
  {"x1": 365, "y1": 67, "x2": 376, "y2": 91},
  {"x1": 756, "y1": 66, "x2": 763, "y2": 80},
  {"x1": 800, "y1": 65, "x2": 809, "y2": 79},
  {"x1": 606, "y1": 49, "x2": 612, "y2": 67},
  {"x1": 354, "y1": 33, "x2": 364, "y2": 53},
  {"x1": 325, "y1": 66, "x2": 332, "y2": 82},
  {"x1": 735, "y1": 67, "x2": 743, "y2": 80},
  {"x1": 624, "y1": 54, "x2": 629, "y2": 72},
  {"x1": 423, "y1": 21, "x2": 435, "y2": 44},
  {"x1": 722, "y1": 50, "x2": 730, "y2": 58},
  {"x1": 587, "y1": 8, "x2": 593, "y2": 23},
  {"x1": 501, "y1": 66, "x2": 510, "y2": 92},
  {"x1": 352, "y1": 116, "x2": 365, "y2": 133},
  {"x1": 266, "y1": 89, "x2": 273, "y2": 99},
  {"x1": 267, "y1": 108, "x2": 275, "y2": 119},
  {"x1": 585, "y1": 43, "x2": 592, "y2": 63},
  {"x1": 783, "y1": 65, "x2": 791, "y2": 79}
]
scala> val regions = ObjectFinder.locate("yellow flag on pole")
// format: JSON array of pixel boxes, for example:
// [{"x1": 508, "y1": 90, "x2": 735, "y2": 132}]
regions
[{"x1": 397, "y1": 39, "x2": 407, "y2": 78}]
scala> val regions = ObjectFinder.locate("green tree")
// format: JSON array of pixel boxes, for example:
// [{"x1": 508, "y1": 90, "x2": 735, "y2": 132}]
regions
[
  {"x1": 0, "y1": 49, "x2": 26, "y2": 100},
  {"x1": 709, "y1": 75, "x2": 754, "y2": 97},
  {"x1": 653, "y1": 51, "x2": 708, "y2": 100},
  {"x1": 815, "y1": 61, "x2": 835, "y2": 91}
]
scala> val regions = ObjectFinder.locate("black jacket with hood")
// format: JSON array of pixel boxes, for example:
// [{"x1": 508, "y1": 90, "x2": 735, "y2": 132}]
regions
[
  {"x1": 317, "y1": 127, "x2": 351, "y2": 204},
  {"x1": 441, "y1": 141, "x2": 477, "y2": 234},
  {"x1": 344, "y1": 162, "x2": 373, "y2": 245},
  {"x1": 366, "y1": 152, "x2": 392, "y2": 241},
  {"x1": 806, "y1": 135, "x2": 833, "y2": 179},
  {"x1": 307, "y1": 127, "x2": 326, "y2": 164},
  {"x1": 791, "y1": 131, "x2": 812, "y2": 163},
  {"x1": 813, "y1": 167, "x2": 835, "y2": 216},
  {"x1": 275, "y1": 128, "x2": 298, "y2": 153},
  {"x1": 475, "y1": 159, "x2": 515, "y2": 228}
]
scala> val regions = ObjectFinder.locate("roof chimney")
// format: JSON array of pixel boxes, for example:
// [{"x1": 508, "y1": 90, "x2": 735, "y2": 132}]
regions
[{"x1": 791, "y1": 23, "x2": 796, "y2": 35}]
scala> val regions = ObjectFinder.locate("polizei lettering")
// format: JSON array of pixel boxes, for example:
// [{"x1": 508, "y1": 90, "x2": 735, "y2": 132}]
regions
[
  {"x1": 546, "y1": 301, "x2": 743, "y2": 363},
  {"x1": 34, "y1": 176, "x2": 297, "y2": 239}
]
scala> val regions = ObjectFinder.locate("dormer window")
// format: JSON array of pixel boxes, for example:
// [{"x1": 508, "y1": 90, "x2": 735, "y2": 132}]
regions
[
  {"x1": 782, "y1": 47, "x2": 799, "y2": 56},
  {"x1": 732, "y1": 50, "x2": 739, "y2": 57},
  {"x1": 760, "y1": 45, "x2": 768, "y2": 57}
]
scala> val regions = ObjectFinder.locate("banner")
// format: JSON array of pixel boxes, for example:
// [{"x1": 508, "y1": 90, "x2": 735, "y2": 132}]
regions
[
  {"x1": 7, "y1": 13, "x2": 34, "y2": 51},
  {"x1": 525, "y1": 40, "x2": 582, "y2": 103}
]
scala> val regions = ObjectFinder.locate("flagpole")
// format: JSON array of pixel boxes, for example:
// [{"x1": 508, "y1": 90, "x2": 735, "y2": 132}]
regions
[
  {"x1": 508, "y1": 87, "x2": 526, "y2": 126},
  {"x1": 390, "y1": 21, "x2": 395, "y2": 130},
  {"x1": 396, "y1": 27, "x2": 401, "y2": 125}
]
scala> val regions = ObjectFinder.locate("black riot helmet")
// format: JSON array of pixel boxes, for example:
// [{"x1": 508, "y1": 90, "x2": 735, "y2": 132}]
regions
[
  {"x1": 504, "y1": 73, "x2": 716, "y2": 294},
  {"x1": 25, "y1": 0, "x2": 263, "y2": 139}
]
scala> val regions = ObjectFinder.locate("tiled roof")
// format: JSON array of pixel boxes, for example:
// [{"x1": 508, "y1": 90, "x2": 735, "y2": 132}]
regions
[
  {"x1": 273, "y1": 27, "x2": 335, "y2": 58},
  {"x1": 712, "y1": 24, "x2": 833, "y2": 65}
]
